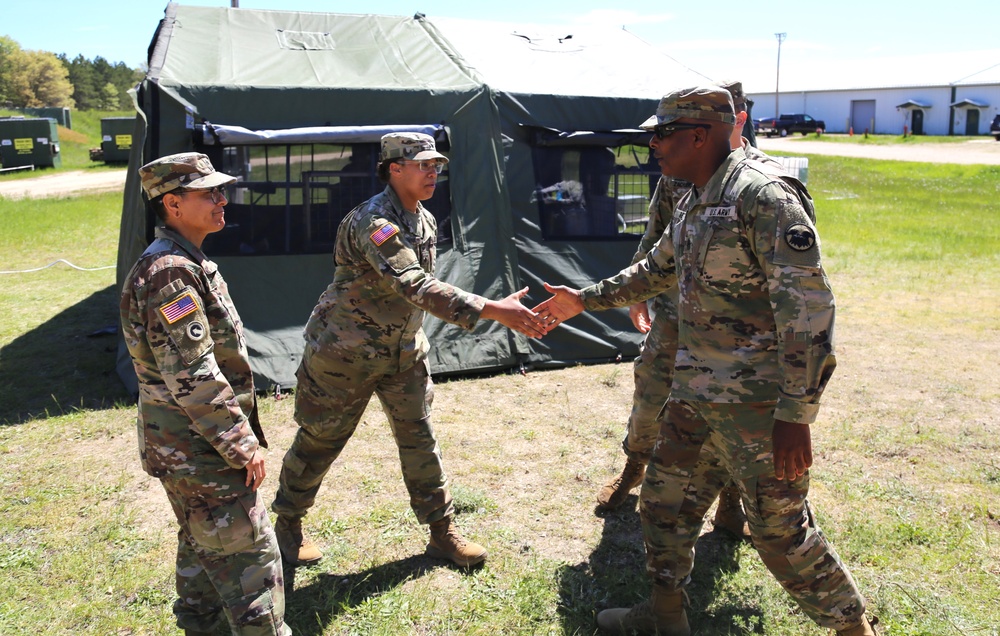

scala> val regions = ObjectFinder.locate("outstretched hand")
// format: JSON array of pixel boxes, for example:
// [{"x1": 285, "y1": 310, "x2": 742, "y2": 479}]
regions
[
  {"x1": 531, "y1": 282, "x2": 585, "y2": 330},
  {"x1": 480, "y1": 286, "x2": 548, "y2": 338}
]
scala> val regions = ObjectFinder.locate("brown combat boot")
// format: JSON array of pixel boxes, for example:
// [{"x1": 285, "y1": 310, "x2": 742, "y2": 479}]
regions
[
  {"x1": 836, "y1": 616, "x2": 879, "y2": 636},
  {"x1": 426, "y1": 517, "x2": 487, "y2": 567},
  {"x1": 596, "y1": 586, "x2": 690, "y2": 635},
  {"x1": 596, "y1": 457, "x2": 646, "y2": 512},
  {"x1": 274, "y1": 516, "x2": 323, "y2": 566},
  {"x1": 712, "y1": 483, "x2": 751, "y2": 541}
]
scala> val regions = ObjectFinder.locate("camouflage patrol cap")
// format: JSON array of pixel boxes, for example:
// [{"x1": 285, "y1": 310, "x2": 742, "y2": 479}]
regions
[
  {"x1": 639, "y1": 85, "x2": 736, "y2": 130},
  {"x1": 139, "y1": 152, "x2": 236, "y2": 199},
  {"x1": 379, "y1": 132, "x2": 448, "y2": 164},
  {"x1": 718, "y1": 80, "x2": 747, "y2": 109}
]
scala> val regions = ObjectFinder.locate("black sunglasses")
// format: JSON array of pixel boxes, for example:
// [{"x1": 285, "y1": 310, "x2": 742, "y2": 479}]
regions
[{"x1": 652, "y1": 123, "x2": 713, "y2": 140}]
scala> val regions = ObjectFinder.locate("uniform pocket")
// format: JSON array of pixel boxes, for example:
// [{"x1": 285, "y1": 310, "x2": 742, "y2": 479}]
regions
[{"x1": 185, "y1": 492, "x2": 263, "y2": 556}]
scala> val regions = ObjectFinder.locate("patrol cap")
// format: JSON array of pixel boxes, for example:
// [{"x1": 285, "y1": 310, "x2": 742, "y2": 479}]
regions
[
  {"x1": 139, "y1": 152, "x2": 236, "y2": 199},
  {"x1": 717, "y1": 80, "x2": 747, "y2": 110},
  {"x1": 379, "y1": 132, "x2": 449, "y2": 164},
  {"x1": 639, "y1": 85, "x2": 736, "y2": 130}
]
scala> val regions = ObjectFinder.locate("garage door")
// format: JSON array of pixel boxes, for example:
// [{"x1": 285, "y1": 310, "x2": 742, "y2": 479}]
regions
[{"x1": 851, "y1": 100, "x2": 876, "y2": 134}]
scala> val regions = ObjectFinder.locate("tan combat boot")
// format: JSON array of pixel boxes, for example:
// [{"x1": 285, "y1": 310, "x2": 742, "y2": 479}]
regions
[
  {"x1": 836, "y1": 616, "x2": 879, "y2": 636},
  {"x1": 426, "y1": 517, "x2": 488, "y2": 567},
  {"x1": 596, "y1": 586, "x2": 690, "y2": 635},
  {"x1": 712, "y1": 483, "x2": 751, "y2": 541},
  {"x1": 274, "y1": 516, "x2": 323, "y2": 566},
  {"x1": 596, "y1": 457, "x2": 646, "y2": 512}
]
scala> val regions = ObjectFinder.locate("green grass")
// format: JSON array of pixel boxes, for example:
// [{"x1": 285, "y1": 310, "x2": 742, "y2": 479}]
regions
[
  {"x1": 0, "y1": 108, "x2": 133, "y2": 178},
  {"x1": 0, "y1": 155, "x2": 998, "y2": 635}
]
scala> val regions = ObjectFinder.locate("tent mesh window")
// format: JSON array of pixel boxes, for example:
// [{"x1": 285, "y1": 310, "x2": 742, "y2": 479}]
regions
[
  {"x1": 202, "y1": 143, "x2": 452, "y2": 256},
  {"x1": 528, "y1": 132, "x2": 660, "y2": 241}
]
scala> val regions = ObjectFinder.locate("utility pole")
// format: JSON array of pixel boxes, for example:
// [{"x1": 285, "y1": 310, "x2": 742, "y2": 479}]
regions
[{"x1": 774, "y1": 33, "x2": 786, "y2": 118}]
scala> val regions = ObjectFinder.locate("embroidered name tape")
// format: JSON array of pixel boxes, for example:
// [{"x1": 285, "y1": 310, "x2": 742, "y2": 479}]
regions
[
  {"x1": 703, "y1": 206, "x2": 736, "y2": 218},
  {"x1": 159, "y1": 292, "x2": 199, "y2": 324},
  {"x1": 370, "y1": 223, "x2": 399, "y2": 246}
]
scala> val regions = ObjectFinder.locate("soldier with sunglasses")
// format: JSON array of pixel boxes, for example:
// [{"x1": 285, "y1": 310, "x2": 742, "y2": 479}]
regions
[
  {"x1": 534, "y1": 87, "x2": 876, "y2": 635},
  {"x1": 120, "y1": 153, "x2": 290, "y2": 636},
  {"x1": 271, "y1": 132, "x2": 547, "y2": 569}
]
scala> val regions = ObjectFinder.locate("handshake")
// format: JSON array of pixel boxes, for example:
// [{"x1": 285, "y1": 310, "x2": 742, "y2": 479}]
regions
[{"x1": 483, "y1": 282, "x2": 587, "y2": 339}]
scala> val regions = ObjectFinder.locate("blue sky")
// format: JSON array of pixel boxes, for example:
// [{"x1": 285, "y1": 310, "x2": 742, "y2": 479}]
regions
[{"x1": 5, "y1": 0, "x2": 999, "y2": 95}]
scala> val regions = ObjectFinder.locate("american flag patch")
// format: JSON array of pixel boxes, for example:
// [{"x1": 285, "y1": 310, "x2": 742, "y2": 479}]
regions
[
  {"x1": 159, "y1": 292, "x2": 199, "y2": 324},
  {"x1": 370, "y1": 223, "x2": 399, "y2": 246}
]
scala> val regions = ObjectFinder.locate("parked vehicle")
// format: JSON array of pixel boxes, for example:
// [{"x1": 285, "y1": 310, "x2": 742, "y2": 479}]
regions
[
  {"x1": 990, "y1": 114, "x2": 1000, "y2": 141},
  {"x1": 759, "y1": 114, "x2": 826, "y2": 137}
]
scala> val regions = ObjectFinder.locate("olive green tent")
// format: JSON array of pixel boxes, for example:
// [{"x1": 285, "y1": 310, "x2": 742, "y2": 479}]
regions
[{"x1": 116, "y1": 3, "x2": 712, "y2": 392}]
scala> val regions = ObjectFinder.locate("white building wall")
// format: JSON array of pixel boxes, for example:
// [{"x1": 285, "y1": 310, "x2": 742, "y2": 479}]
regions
[{"x1": 749, "y1": 83, "x2": 1000, "y2": 136}]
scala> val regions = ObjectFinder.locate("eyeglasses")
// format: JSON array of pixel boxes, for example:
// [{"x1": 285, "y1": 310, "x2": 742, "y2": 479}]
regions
[
  {"x1": 399, "y1": 160, "x2": 445, "y2": 174},
  {"x1": 652, "y1": 123, "x2": 712, "y2": 140},
  {"x1": 176, "y1": 186, "x2": 227, "y2": 204}
]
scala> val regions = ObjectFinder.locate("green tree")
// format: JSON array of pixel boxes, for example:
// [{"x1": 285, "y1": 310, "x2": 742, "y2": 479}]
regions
[
  {"x1": 60, "y1": 53, "x2": 98, "y2": 110},
  {"x1": 0, "y1": 35, "x2": 30, "y2": 107},
  {"x1": 22, "y1": 49, "x2": 75, "y2": 107},
  {"x1": 98, "y1": 81, "x2": 119, "y2": 110}
]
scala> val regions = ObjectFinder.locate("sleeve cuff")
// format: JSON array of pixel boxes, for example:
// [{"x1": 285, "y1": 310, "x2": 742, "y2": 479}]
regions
[{"x1": 774, "y1": 399, "x2": 821, "y2": 424}]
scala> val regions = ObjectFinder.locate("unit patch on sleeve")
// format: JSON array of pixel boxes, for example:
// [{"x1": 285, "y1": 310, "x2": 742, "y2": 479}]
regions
[
  {"x1": 159, "y1": 291, "x2": 199, "y2": 324},
  {"x1": 370, "y1": 223, "x2": 400, "y2": 246},
  {"x1": 784, "y1": 223, "x2": 816, "y2": 251}
]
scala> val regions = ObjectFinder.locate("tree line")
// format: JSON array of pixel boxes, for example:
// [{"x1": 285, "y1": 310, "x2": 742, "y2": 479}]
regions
[{"x1": 0, "y1": 35, "x2": 143, "y2": 111}]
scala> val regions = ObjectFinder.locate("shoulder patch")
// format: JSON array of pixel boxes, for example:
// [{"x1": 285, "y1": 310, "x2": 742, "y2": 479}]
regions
[
  {"x1": 370, "y1": 223, "x2": 399, "y2": 246},
  {"x1": 159, "y1": 291, "x2": 199, "y2": 324},
  {"x1": 784, "y1": 223, "x2": 816, "y2": 251}
]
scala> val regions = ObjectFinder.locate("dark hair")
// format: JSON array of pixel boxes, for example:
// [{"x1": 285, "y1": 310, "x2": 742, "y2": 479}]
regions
[
  {"x1": 377, "y1": 158, "x2": 400, "y2": 184},
  {"x1": 148, "y1": 194, "x2": 168, "y2": 223}
]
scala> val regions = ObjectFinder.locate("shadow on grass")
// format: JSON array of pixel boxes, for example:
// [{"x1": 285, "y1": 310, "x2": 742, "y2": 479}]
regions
[
  {"x1": 283, "y1": 554, "x2": 438, "y2": 636},
  {"x1": 556, "y1": 496, "x2": 765, "y2": 635},
  {"x1": 0, "y1": 283, "x2": 129, "y2": 424}
]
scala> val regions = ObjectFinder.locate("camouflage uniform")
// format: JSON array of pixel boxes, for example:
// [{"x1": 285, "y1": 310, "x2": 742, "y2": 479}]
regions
[
  {"x1": 622, "y1": 139, "x2": 801, "y2": 464},
  {"x1": 120, "y1": 218, "x2": 289, "y2": 634},
  {"x1": 581, "y1": 130, "x2": 867, "y2": 630},
  {"x1": 272, "y1": 181, "x2": 487, "y2": 525}
]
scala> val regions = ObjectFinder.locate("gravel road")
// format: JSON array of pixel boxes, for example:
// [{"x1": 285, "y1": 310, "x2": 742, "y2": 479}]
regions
[{"x1": 1, "y1": 137, "x2": 998, "y2": 201}]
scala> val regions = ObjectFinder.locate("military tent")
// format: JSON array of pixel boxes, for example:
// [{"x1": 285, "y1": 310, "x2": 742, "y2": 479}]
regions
[{"x1": 116, "y1": 3, "x2": 713, "y2": 392}]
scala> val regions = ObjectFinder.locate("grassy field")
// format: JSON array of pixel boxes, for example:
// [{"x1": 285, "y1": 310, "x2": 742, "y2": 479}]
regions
[{"x1": 0, "y1": 154, "x2": 998, "y2": 635}]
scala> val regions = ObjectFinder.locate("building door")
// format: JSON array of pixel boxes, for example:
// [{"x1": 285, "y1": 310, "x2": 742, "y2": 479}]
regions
[
  {"x1": 911, "y1": 109, "x2": 924, "y2": 135},
  {"x1": 965, "y1": 109, "x2": 980, "y2": 135},
  {"x1": 851, "y1": 100, "x2": 876, "y2": 134}
]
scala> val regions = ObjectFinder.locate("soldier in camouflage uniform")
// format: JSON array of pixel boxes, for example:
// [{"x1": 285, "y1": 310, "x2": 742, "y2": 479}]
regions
[
  {"x1": 598, "y1": 82, "x2": 783, "y2": 543},
  {"x1": 534, "y1": 87, "x2": 876, "y2": 636},
  {"x1": 271, "y1": 132, "x2": 546, "y2": 569},
  {"x1": 120, "y1": 153, "x2": 291, "y2": 636}
]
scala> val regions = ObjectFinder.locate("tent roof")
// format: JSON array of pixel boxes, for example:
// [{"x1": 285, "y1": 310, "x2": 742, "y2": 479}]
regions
[
  {"x1": 154, "y1": 5, "x2": 480, "y2": 91},
  {"x1": 430, "y1": 17, "x2": 709, "y2": 99}
]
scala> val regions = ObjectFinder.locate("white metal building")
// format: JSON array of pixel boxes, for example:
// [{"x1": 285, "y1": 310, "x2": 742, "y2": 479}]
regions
[{"x1": 748, "y1": 62, "x2": 1000, "y2": 136}]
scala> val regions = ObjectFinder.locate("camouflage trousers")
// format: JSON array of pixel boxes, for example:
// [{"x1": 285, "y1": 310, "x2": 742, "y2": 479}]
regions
[
  {"x1": 272, "y1": 344, "x2": 453, "y2": 524},
  {"x1": 161, "y1": 472, "x2": 290, "y2": 635},
  {"x1": 621, "y1": 299, "x2": 678, "y2": 463},
  {"x1": 640, "y1": 399, "x2": 867, "y2": 631}
]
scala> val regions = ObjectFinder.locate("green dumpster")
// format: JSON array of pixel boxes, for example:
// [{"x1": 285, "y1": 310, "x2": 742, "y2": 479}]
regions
[
  {"x1": 100, "y1": 117, "x2": 134, "y2": 163},
  {"x1": 0, "y1": 118, "x2": 61, "y2": 169}
]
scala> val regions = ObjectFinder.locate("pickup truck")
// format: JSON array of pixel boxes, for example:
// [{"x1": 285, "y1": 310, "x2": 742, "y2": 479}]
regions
[
  {"x1": 759, "y1": 114, "x2": 826, "y2": 137},
  {"x1": 990, "y1": 114, "x2": 1000, "y2": 141}
]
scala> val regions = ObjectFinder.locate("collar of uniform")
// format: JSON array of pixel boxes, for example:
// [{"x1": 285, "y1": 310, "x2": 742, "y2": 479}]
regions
[
  {"x1": 383, "y1": 185, "x2": 425, "y2": 233},
  {"x1": 693, "y1": 146, "x2": 748, "y2": 207},
  {"x1": 154, "y1": 225, "x2": 216, "y2": 273}
]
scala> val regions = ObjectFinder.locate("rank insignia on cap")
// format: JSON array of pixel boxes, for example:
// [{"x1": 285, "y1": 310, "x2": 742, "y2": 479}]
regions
[
  {"x1": 159, "y1": 292, "x2": 199, "y2": 324},
  {"x1": 370, "y1": 223, "x2": 399, "y2": 246}
]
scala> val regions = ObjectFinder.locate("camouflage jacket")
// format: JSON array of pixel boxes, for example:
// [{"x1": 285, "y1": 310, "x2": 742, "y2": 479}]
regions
[
  {"x1": 120, "y1": 226, "x2": 263, "y2": 479},
  {"x1": 304, "y1": 186, "x2": 486, "y2": 371},
  {"x1": 581, "y1": 146, "x2": 833, "y2": 423}
]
